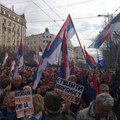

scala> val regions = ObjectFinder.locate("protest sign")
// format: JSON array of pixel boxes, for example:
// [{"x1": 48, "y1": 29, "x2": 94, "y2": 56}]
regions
[
  {"x1": 15, "y1": 90, "x2": 34, "y2": 118},
  {"x1": 55, "y1": 77, "x2": 84, "y2": 104}
]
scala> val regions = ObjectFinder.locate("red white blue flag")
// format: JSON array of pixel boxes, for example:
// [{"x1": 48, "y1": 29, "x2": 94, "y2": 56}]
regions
[
  {"x1": 47, "y1": 15, "x2": 75, "y2": 64},
  {"x1": 84, "y1": 48, "x2": 96, "y2": 69},
  {"x1": 17, "y1": 39, "x2": 23, "y2": 68},
  {"x1": 89, "y1": 13, "x2": 120, "y2": 48},
  {"x1": 34, "y1": 51, "x2": 39, "y2": 65},
  {"x1": 38, "y1": 44, "x2": 43, "y2": 56},
  {"x1": 33, "y1": 41, "x2": 51, "y2": 89},
  {"x1": 60, "y1": 30, "x2": 70, "y2": 79}
]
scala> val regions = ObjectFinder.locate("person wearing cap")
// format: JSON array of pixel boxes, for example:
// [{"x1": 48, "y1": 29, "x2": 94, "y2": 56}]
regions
[
  {"x1": 44, "y1": 91, "x2": 75, "y2": 120},
  {"x1": 98, "y1": 84, "x2": 109, "y2": 94},
  {"x1": 77, "y1": 92, "x2": 117, "y2": 120}
]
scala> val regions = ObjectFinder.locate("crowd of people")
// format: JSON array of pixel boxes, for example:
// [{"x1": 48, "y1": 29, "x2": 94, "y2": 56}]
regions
[{"x1": 0, "y1": 63, "x2": 120, "y2": 120}]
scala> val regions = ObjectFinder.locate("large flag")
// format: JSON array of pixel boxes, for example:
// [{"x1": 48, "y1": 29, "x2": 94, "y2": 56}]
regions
[
  {"x1": 38, "y1": 44, "x2": 43, "y2": 56},
  {"x1": 89, "y1": 13, "x2": 120, "y2": 49},
  {"x1": 84, "y1": 48, "x2": 96, "y2": 69},
  {"x1": 47, "y1": 15, "x2": 75, "y2": 64},
  {"x1": 33, "y1": 51, "x2": 39, "y2": 65},
  {"x1": 17, "y1": 39, "x2": 23, "y2": 68},
  {"x1": 60, "y1": 31, "x2": 70, "y2": 79},
  {"x1": 33, "y1": 41, "x2": 51, "y2": 89},
  {"x1": 2, "y1": 52, "x2": 8, "y2": 67}
]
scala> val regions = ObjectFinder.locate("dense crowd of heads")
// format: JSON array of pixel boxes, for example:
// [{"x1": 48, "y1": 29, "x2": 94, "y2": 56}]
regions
[{"x1": 0, "y1": 64, "x2": 120, "y2": 120}]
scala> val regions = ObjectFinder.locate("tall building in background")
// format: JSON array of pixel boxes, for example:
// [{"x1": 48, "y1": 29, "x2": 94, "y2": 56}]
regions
[
  {"x1": 74, "y1": 46, "x2": 85, "y2": 65},
  {"x1": 25, "y1": 28, "x2": 74, "y2": 62},
  {"x1": 25, "y1": 28, "x2": 55, "y2": 53},
  {"x1": 0, "y1": 4, "x2": 26, "y2": 52}
]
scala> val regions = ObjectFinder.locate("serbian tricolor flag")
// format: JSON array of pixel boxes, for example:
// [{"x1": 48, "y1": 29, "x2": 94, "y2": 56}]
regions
[
  {"x1": 33, "y1": 41, "x2": 51, "y2": 89},
  {"x1": 84, "y1": 48, "x2": 96, "y2": 69},
  {"x1": 12, "y1": 64, "x2": 19, "y2": 79},
  {"x1": 47, "y1": 14, "x2": 75, "y2": 64},
  {"x1": 92, "y1": 72, "x2": 98, "y2": 95},
  {"x1": 70, "y1": 60, "x2": 76, "y2": 75},
  {"x1": 2, "y1": 52, "x2": 8, "y2": 67},
  {"x1": 89, "y1": 13, "x2": 120, "y2": 49},
  {"x1": 34, "y1": 51, "x2": 39, "y2": 65},
  {"x1": 60, "y1": 30, "x2": 70, "y2": 79},
  {"x1": 17, "y1": 39, "x2": 23, "y2": 68},
  {"x1": 38, "y1": 44, "x2": 43, "y2": 56}
]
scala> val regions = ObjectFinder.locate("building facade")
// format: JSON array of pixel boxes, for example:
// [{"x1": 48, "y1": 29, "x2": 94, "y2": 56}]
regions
[
  {"x1": 0, "y1": 4, "x2": 26, "y2": 52},
  {"x1": 25, "y1": 28, "x2": 74, "y2": 62},
  {"x1": 25, "y1": 28, "x2": 55, "y2": 53},
  {"x1": 74, "y1": 46, "x2": 85, "y2": 64}
]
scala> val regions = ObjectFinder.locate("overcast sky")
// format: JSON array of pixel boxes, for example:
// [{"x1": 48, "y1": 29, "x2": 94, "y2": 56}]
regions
[{"x1": 1, "y1": 0, "x2": 120, "y2": 60}]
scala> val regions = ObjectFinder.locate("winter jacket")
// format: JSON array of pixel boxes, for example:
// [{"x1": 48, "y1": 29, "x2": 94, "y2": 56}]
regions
[{"x1": 77, "y1": 101, "x2": 118, "y2": 120}]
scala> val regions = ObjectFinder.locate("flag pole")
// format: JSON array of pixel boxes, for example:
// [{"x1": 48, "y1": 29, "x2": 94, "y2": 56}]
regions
[{"x1": 72, "y1": 24, "x2": 87, "y2": 66}]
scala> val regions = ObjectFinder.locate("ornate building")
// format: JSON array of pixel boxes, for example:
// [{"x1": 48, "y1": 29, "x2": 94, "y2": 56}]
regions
[{"x1": 0, "y1": 4, "x2": 26, "y2": 52}]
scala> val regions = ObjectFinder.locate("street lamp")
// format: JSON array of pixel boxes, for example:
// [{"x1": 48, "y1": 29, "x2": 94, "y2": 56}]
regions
[
  {"x1": 97, "y1": 14, "x2": 110, "y2": 23},
  {"x1": 97, "y1": 14, "x2": 109, "y2": 17}
]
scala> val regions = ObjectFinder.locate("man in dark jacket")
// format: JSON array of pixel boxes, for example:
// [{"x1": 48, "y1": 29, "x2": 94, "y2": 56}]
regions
[
  {"x1": 1, "y1": 92, "x2": 21, "y2": 120},
  {"x1": 44, "y1": 91, "x2": 75, "y2": 120}
]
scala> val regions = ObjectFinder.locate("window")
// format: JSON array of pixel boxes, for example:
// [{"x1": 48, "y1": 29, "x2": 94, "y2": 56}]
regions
[
  {"x1": 50, "y1": 36, "x2": 52, "y2": 38},
  {"x1": 46, "y1": 36, "x2": 48, "y2": 38},
  {"x1": 8, "y1": 21, "x2": 11, "y2": 26},
  {"x1": 31, "y1": 42, "x2": 32, "y2": 44},
  {"x1": 34, "y1": 41, "x2": 36, "y2": 44},
  {"x1": 13, "y1": 16, "x2": 15, "y2": 20},
  {"x1": 46, "y1": 40, "x2": 48, "y2": 43},
  {"x1": 3, "y1": 11, "x2": 5, "y2": 14},
  {"x1": 43, "y1": 40, "x2": 45, "y2": 43},
  {"x1": 43, "y1": 36, "x2": 45, "y2": 38},
  {"x1": 3, "y1": 19, "x2": 6, "y2": 23}
]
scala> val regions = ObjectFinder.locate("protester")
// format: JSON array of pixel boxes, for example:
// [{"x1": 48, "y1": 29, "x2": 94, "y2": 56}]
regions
[
  {"x1": 1, "y1": 91, "x2": 21, "y2": 120},
  {"x1": 44, "y1": 91, "x2": 75, "y2": 120},
  {"x1": 0, "y1": 78, "x2": 11, "y2": 109},
  {"x1": 98, "y1": 84, "x2": 109, "y2": 94},
  {"x1": 11, "y1": 75, "x2": 24, "y2": 91},
  {"x1": 77, "y1": 93, "x2": 117, "y2": 120},
  {"x1": 38, "y1": 82, "x2": 47, "y2": 97},
  {"x1": 29, "y1": 94, "x2": 45, "y2": 120}
]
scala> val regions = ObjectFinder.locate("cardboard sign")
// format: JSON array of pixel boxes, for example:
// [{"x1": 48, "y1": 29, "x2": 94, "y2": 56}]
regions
[
  {"x1": 15, "y1": 90, "x2": 34, "y2": 118},
  {"x1": 55, "y1": 78, "x2": 84, "y2": 104}
]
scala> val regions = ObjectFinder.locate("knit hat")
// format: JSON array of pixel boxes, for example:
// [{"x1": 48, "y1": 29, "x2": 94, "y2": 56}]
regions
[
  {"x1": 96, "y1": 92, "x2": 114, "y2": 107},
  {"x1": 44, "y1": 91, "x2": 62, "y2": 114}
]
